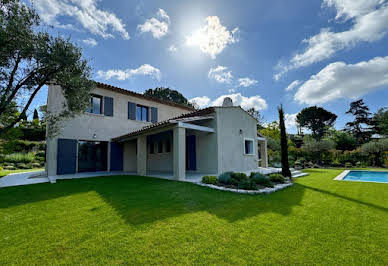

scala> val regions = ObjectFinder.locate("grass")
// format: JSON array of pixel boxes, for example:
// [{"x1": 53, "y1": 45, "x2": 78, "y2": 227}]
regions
[
  {"x1": 0, "y1": 169, "x2": 387, "y2": 264},
  {"x1": 0, "y1": 168, "x2": 44, "y2": 178}
]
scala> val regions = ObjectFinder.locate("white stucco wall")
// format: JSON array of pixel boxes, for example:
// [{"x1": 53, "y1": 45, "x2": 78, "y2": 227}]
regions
[
  {"x1": 46, "y1": 84, "x2": 192, "y2": 176},
  {"x1": 215, "y1": 107, "x2": 258, "y2": 173},
  {"x1": 123, "y1": 140, "x2": 137, "y2": 172}
]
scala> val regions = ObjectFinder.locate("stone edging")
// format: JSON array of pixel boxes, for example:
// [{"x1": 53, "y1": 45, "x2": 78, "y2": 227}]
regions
[{"x1": 195, "y1": 182, "x2": 293, "y2": 194}]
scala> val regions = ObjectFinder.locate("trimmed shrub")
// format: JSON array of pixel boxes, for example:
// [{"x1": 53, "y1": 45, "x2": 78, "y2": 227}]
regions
[
  {"x1": 238, "y1": 180, "x2": 257, "y2": 190},
  {"x1": 269, "y1": 173, "x2": 286, "y2": 183},
  {"x1": 35, "y1": 151, "x2": 45, "y2": 158},
  {"x1": 0, "y1": 166, "x2": 3, "y2": 171},
  {"x1": 251, "y1": 172, "x2": 274, "y2": 188},
  {"x1": 202, "y1": 176, "x2": 218, "y2": 185},
  {"x1": 231, "y1": 172, "x2": 248, "y2": 182},
  {"x1": 218, "y1": 171, "x2": 233, "y2": 184},
  {"x1": 4, "y1": 152, "x2": 35, "y2": 163},
  {"x1": 16, "y1": 163, "x2": 29, "y2": 169},
  {"x1": 4, "y1": 165, "x2": 16, "y2": 170},
  {"x1": 345, "y1": 162, "x2": 353, "y2": 168}
]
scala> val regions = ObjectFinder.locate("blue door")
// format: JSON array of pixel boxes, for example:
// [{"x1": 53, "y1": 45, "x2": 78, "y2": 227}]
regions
[{"x1": 186, "y1": 135, "x2": 196, "y2": 171}]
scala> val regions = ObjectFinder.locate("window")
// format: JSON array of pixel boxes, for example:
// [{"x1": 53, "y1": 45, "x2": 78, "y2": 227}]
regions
[
  {"x1": 136, "y1": 105, "x2": 149, "y2": 121},
  {"x1": 87, "y1": 95, "x2": 103, "y2": 114},
  {"x1": 157, "y1": 141, "x2": 163, "y2": 153},
  {"x1": 244, "y1": 139, "x2": 254, "y2": 155},
  {"x1": 165, "y1": 139, "x2": 171, "y2": 153}
]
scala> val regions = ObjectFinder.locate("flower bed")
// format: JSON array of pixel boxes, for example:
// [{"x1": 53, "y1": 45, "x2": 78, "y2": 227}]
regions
[{"x1": 200, "y1": 172, "x2": 292, "y2": 194}]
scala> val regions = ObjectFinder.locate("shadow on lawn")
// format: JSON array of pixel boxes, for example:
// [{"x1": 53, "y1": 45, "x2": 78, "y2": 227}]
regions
[{"x1": 0, "y1": 175, "x2": 307, "y2": 224}]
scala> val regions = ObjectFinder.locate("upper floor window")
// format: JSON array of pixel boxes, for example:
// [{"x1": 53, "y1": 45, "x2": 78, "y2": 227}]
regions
[
  {"x1": 136, "y1": 105, "x2": 149, "y2": 121},
  {"x1": 87, "y1": 95, "x2": 103, "y2": 114}
]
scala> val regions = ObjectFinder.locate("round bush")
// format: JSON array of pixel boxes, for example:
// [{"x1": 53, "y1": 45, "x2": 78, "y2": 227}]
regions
[
  {"x1": 269, "y1": 173, "x2": 286, "y2": 183},
  {"x1": 231, "y1": 172, "x2": 248, "y2": 182},
  {"x1": 251, "y1": 173, "x2": 274, "y2": 188},
  {"x1": 218, "y1": 172, "x2": 233, "y2": 184},
  {"x1": 31, "y1": 162, "x2": 41, "y2": 168},
  {"x1": 4, "y1": 165, "x2": 16, "y2": 170},
  {"x1": 345, "y1": 162, "x2": 353, "y2": 168},
  {"x1": 202, "y1": 175, "x2": 218, "y2": 185}
]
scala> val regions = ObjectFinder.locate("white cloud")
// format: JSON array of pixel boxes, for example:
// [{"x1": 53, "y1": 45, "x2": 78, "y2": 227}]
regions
[
  {"x1": 82, "y1": 38, "x2": 97, "y2": 47},
  {"x1": 285, "y1": 113, "x2": 298, "y2": 130},
  {"x1": 275, "y1": 1, "x2": 388, "y2": 79},
  {"x1": 238, "y1": 78, "x2": 258, "y2": 87},
  {"x1": 33, "y1": 0, "x2": 130, "y2": 40},
  {"x1": 97, "y1": 64, "x2": 161, "y2": 81},
  {"x1": 168, "y1": 45, "x2": 177, "y2": 53},
  {"x1": 208, "y1": 66, "x2": 233, "y2": 84},
  {"x1": 294, "y1": 56, "x2": 388, "y2": 105},
  {"x1": 137, "y1": 8, "x2": 170, "y2": 39},
  {"x1": 190, "y1": 93, "x2": 267, "y2": 110},
  {"x1": 285, "y1": 80, "x2": 301, "y2": 91},
  {"x1": 189, "y1": 96, "x2": 211, "y2": 108},
  {"x1": 186, "y1": 16, "x2": 239, "y2": 59}
]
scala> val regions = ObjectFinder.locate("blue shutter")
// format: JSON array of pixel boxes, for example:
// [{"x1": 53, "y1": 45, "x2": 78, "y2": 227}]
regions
[
  {"x1": 57, "y1": 138, "x2": 77, "y2": 175},
  {"x1": 110, "y1": 142, "x2": 123, "y2": 171},
  {"x1": 151, "y1": 107, "x2": 158, "y2": 123},
  {"x1": 104, "y1": 96, "x2": 113, "y2": 116},
  {"x1": 128, "y1": 102, "x2": 136, "y2": 120}
]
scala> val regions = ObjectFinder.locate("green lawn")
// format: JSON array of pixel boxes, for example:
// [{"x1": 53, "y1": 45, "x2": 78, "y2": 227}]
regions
[
  {"x1": 0, "y1": 169, "x2": 387, "y2": 265},
  {"x1": 0, "y1": 168, "x2": 44, "y2": 178}
]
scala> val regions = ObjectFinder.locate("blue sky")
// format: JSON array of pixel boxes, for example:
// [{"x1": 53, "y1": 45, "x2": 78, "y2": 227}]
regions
[{"x1": 29, "y1": 0, "x2": 388, "y2": 132}]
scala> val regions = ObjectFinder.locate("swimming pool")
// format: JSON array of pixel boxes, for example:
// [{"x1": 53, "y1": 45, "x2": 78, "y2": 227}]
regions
[{"x1": 337, "y1": 170, "x2": 388, "y2": 183}]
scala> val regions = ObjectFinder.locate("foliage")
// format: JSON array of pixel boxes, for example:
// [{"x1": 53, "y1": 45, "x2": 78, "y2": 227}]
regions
[
  {"x1": 237, "y1": 179, "x2": 257, "y2": 190},
  {"x1": 3, "y1": 152, "x2": 35, "y2": 163},
  {"x1": 33, "y1": 109, "x2": 39, "y2": 121},
  {"x1": 330, "y1": 130, "x2": 358, "y2": 151},
  {"x1": 231, "y1": 172, "x2": 249, "y2": 182},
  {"x1": 202, "y1": 176, "x2": 218, "y2": 185},
  {"x1": 260, "y1": 121, "x2": 280, "y2": 140},
  {"x1": 373, "y1": 107, "x2": 388, "y2": 137},
  {"x1": 296, "y1": 106, "x2": 337, "y2": 140},
  {"x1": 278, "y1": 105, "x2": 291, "y2": 177},
  {"x1": 251, "y1": 172, "x2": 274, "y2": 187},
  {"x1": 344, "y1": 162, "x2": 353, "y2": 168},
  {"x1": 360, "y1": 139, "x2": 388, "y2": 167},
  {"x1": 144, "y1": 87, "x2": 194, "y2": 108},
  {"x1": 1, "y1": 140, "x2": 45, "y2": 154},
  {"x1": 218, "y1": 171, "x2": 233, "y2": 184},
  {"x1": 0, "y1": 0, "x2": 95, "y2": 137},
  {"x1": 269, "y1": 173, "x2": 286, "y2": 183},
  {"x1": 302, "y1": 138, "x2": 335, "y2": 153},
  {"x1": 345, "y1": 99, "x2": 373, "y2": 144},
  {"x1": 246, "y1": 107, "x2": 264, "y2": 127}
]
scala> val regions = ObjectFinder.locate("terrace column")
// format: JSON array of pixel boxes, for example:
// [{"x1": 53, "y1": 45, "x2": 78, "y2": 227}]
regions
[
  {"x1": 259, "y1": 139, "x2": 268, "y2": 168},
  {"x1": 173, "y1": 126, "x2": 186, "y2": 180},
  {"x1": 137, "y1": 135, "x2": 147, "y2": 176}
]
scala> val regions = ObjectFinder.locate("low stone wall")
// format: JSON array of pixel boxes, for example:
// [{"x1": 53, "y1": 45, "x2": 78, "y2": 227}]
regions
[{"x1": 196, "y1": 181, "x2": 293, "y2": 194}]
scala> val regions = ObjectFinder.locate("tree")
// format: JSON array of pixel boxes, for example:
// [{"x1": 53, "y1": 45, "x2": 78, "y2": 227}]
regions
[
  {"x1": 33, "y1": 108, "x2": 39, "y2": 121},
  {"x1": 360, "y1": 139, "x2": 388, "y2": 167},
  {"x1": 296, "y1": 106, "x2": 337, "y2": 140},
  {"x1": 331, "y1": 130, "x2": 358, "y2": 151},
  {"x1": 144, "y1": 87, "x2": 194, "y2": 108},
  {"x1": 260, "y1": 121, "x2": 280, "y2": 141},
  {"x1": 278, "y1": 105, "x2": 291, "y2": 177},
  {"x1": 246, "y1": 107, "x2": 264, "y2": 128},
  {"x1": 373, "y1": 107, "x2": 388, "y2": 137},
  {"x1": 0, "y1": 0, "x2": 94, "y2": 137},
  {"x1": 345, "y1": 99, "x2": 373, "y2": 144}
]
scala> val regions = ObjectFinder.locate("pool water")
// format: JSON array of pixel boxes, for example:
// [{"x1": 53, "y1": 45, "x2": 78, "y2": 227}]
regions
[{"x1": 344, "y1": 171, "x2": 388, "y2": 183}]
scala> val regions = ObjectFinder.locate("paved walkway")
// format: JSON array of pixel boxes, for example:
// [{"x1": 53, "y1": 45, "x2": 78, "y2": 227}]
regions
[{"x1": 0, "y1": 171, "x2": 49, "y2": 188}]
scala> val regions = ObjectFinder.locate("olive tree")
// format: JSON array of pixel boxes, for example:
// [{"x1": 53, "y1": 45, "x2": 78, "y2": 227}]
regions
[{"x1": 0, "y1": 0, "x2": 94, "y2": 137}]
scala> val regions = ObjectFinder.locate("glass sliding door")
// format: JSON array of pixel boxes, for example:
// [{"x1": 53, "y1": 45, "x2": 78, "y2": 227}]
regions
[{"x1": 78, "y1": 141, "x2": 108, "y2": 172}]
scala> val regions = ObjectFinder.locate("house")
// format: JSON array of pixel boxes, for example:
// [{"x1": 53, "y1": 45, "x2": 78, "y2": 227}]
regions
[{"x1": 46, "y1": 82, "x2": 268, "y2": 181}]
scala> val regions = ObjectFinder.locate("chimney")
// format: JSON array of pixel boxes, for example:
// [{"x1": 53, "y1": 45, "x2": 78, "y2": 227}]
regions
[{"x1": 222, "y1": 97, "x2": 233, "y2": 107}]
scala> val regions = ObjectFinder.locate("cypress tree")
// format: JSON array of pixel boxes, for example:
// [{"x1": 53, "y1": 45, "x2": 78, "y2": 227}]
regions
[
  {"x1": 278, "y1": 105, "x2": 291, "y2": 177},
  {"x1": 33, "y1": 109, "x2": 39, "y2": 121}
]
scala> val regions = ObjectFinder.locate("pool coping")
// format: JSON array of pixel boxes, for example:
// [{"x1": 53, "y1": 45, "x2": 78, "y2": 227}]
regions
[{"x1": 334, "y1": 170, "x2": 388, "y2": 184}]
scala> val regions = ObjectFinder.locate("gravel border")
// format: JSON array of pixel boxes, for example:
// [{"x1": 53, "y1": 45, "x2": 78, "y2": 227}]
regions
[{"x1": 196, "y1": 181, "x2": 293, "y2": 194}]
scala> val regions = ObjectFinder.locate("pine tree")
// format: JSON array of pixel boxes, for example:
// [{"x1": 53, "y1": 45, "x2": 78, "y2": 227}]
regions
[
  {"x1": 345, "y1": 99, "x2": 372, "y2": 144},
  {"x1": 278, "y1": 105, "x2": 291, "y2": 177}
]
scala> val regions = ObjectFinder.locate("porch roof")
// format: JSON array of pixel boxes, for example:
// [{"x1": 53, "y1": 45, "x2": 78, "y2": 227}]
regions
[{"x1": 112, "y1": 107, "x2": 216, "y2": 142}]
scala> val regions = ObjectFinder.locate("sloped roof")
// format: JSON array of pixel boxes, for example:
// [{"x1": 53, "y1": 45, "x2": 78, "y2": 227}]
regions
[
  {"x1": 112, "y1": 107, "x2": 216, "y2": 142},
  {"x1": 96, "y1": 82, "x2": 195, "y2": 111}
]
